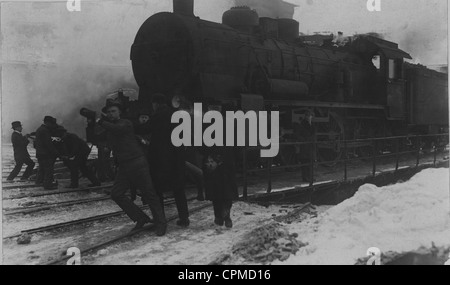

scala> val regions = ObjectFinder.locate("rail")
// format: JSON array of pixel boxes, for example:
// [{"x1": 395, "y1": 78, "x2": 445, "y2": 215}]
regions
[{"x1": 241, "y1": 133, "x2": 449, "y2": 199}]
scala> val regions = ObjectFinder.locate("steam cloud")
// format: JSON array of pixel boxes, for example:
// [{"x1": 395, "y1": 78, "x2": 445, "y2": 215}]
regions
[
  {"x1": 2, "y1": 0, "x2": 446, "y2": 142},
  {"x1": 291, "y1": 0, "x2": 447, "y2": 65},
  {"x1": 1, "y1": 0, "x2": 234, "y2": 140}
]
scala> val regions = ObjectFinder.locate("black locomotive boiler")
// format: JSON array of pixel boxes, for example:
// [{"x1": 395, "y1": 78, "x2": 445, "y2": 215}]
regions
[{"x1": 130, "y1": 0, "x2": 448, "y2": 161}]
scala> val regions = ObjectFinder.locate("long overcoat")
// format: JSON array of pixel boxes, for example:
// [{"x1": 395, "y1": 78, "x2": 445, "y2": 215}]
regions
[
  {"x1": 12, "y1": 132, "x2": 31, "y2": 162},
  {"x1": 147, "y1": 106, "x2": 185, "y2": 192}
]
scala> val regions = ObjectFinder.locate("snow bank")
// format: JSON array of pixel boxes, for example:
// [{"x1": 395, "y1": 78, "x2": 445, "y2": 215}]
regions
[{"x1": 276, "y1": 168, "x2": 450, "y2": 265}]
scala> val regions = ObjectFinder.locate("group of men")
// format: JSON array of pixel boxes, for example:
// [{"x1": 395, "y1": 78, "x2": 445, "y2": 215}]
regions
[
  {"x1": 7, "y1": 93, "x2": 194, "y2": 237},
  {"x1": 94, "y1": 93, "x2": 191, "y2": 236},
  {"x1": 7, "y1": 116, "x2": 101, "y2": 190},
  {"x1": 7, "y1": 93, "x2": 315, "y2": 238}
]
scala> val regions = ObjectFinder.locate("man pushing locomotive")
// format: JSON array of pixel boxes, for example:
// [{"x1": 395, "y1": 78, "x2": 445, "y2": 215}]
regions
[{"x1": 94, "y1": 101, "x2": 167, "y2": 236}]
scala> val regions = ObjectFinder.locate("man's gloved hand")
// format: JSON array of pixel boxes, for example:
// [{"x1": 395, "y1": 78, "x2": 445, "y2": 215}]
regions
[
  {"x1": 96, "y1": 113, "x2": 108, "y2": 124},
  {"x1": 137, "y1": 136, "x2": 150, "y2": 146},
  {"x1": 51, "y1": 137, "x2": 62, "y2": 143}
]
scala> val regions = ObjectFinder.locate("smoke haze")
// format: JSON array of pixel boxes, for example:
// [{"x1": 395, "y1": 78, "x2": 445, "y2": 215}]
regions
[
  {"x1": 1, "y1": 0, "x2": 235, "y2": 140},
  {"x1": 289, "y1": 0, "x2": 447, "y2": 65},
  {"x1": 1, "y1": 0, "x2": 447, "y2": 142}
]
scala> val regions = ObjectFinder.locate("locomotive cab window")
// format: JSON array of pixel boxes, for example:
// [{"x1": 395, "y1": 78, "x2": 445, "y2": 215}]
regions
[
  {"x1": 372, "y1": 55, "x2": 381, "y2": 70},
  {"x1": 388, "y1": 59, "x2": 395, "y2": 79},
  {"x1": 388, "y1": 59, "x2": 403, "y2": 80}
]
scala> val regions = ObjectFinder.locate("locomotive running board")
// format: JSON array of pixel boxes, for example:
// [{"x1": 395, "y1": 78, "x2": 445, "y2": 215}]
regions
[{"x1": 264, "y1": 100, "x2": 386, "y2": 110}]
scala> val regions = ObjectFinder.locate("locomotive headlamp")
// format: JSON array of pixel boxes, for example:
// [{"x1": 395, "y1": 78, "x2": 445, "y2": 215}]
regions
[{"x1": 172, "y1": 96, "x2": 181, "y2": 109}]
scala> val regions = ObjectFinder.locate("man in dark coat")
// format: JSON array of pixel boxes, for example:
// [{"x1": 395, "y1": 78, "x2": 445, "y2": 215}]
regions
[
  {"x1": 148, "y1": 93, "x2": 189, "y2": 227},
  {"x1": 203, "y1": 147, "x2": 239, "y2": 228},
  {"x1": 293, "y1": 110, "x2": 316, "y2": 183},
  {"x1": 96, "y1": 103, "x2": 166, "y2": 235},
  {"x1": 172, "y1": 95, "x2": 205, "y2": 201},
  {"x1": 57, "y1": 128, "x2": 101, "y2": 189},
  {"x1": 85, "y1": 116, "x2": 115, "y2": 183},
  {"x1": 35, "y1": 116, "x2": 59, "y2": 190},
  {"x1": 134, "y1": 110, "x2": 152, "y2": 157},
  {"x1": 7, "y1": 121, "x2": 35, "y2": 181},
  {"x1": 129, "y1": 110, "x2": 152, "y2": 202}
]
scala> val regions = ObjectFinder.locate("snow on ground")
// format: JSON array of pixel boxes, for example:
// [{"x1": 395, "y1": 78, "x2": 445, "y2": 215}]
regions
[
  {"x1": 274, "y1": 168, "x2": 450, "y2": 265},
  {"x1": 83, "y1": 202, "x2": 287, "y2": 265},
  {"x1": 2, "y1": 143, "x2": 449, "y2": 265}
]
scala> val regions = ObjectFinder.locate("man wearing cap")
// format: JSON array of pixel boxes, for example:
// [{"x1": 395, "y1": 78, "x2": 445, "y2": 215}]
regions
[
  {"x1": 96, "y1": 102, "x2": 167, "y2": 235},
  {"x1": 35, "y1": 116, "x2": 59, "y2": 190},
  {"x1": 7, "y1": 121, "x2": 35, "y2": 181},
  {"x1": 134, "y1": 110, "x2": 152, "y2": 157}
]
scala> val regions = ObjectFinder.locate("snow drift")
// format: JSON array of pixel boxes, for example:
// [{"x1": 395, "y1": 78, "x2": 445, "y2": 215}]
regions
[{"x1": 276, "y1": 168, "x2": 450, "y2": 265}]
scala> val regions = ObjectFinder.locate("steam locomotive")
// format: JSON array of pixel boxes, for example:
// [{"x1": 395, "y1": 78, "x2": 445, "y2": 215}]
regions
[{"x1": 130, "y1": 0, "x2": 448, "y2": 161}]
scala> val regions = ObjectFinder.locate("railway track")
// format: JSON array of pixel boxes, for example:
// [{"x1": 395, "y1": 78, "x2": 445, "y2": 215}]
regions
[
  {"x1": 3, "y1": 148, "x2": 447, "y2": 265},
  {"x1": 4, "y1": 183, "x2": 201, "y2": 215},
  {"x1": 44, "y1": 201, "x2": 216, "y2": 265},
  {"x1": 2, "y1": 180, "x2": 74, "y2": 190},
  {"x1": 3, "y1": 183, "x2": 113, "y2": 200},
  {"x1": 3, "y1": 151, "x2": 444, "y2": 215},
  {"x1": 3, "y1": 197, "x2": 196, "y2": 240},
  {"x1": 4, "y1": 196, "x2": 111, "y2": 215}
]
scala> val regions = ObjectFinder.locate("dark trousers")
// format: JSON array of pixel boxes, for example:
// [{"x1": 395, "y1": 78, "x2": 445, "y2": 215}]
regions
[
  {"x1": 64, "y1": 154, "x2": 100, "y2": 187},
  {"x1": 185, "y1": 161, "x2": 204, "y2": 198},
  {"x1": 36, "y1": 157, "x2": 56, "y2": 187},
  {"x1": 153, "y1": 173, "x2": 189, "y2": 221},
  {"x1": 111, "y1": 156, "x2": 166, "y2": 225},
  {"x1": 7, "y1": 156, "x2": 35, "y2": 180},
  {"x1": 212, "y1": 200, "x2": 232, "y2": 222},
  {"x1": 173, "y1": 186, "x2": 189, "y2": 221},
  {"x1": 96, "y1": 144, "x2": 114, "y2": 182}
]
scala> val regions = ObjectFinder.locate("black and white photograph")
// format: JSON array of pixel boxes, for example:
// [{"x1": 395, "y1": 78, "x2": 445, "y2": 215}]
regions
[{"x1": 0, "y1": 0, "x2": 449, "y2": 268}]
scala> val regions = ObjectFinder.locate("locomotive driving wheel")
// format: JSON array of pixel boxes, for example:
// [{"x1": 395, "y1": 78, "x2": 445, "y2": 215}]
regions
[{"x1": 316, "y1": 112, "x2": 345, "y2": 166}]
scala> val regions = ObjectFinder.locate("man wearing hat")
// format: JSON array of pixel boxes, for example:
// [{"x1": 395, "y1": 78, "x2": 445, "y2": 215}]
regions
[
  {"x1": 34, "y1": 116, "x2": 59, "y2": 190},
  {"x1": 134, "y1": 109, "x2": 152, "y2": 156},
  {"x1": 96, "y1": 102, "x2": 167, "y2": 235},
  {"x1": 7, "y1": 121, "x2": 35, "y2": 181},
  {"x1": 57, "y1": 128, "x2": 101, "y2": 189}
]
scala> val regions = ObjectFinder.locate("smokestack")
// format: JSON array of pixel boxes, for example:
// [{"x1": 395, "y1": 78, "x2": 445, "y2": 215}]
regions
[{"x1": 173, "y1": 0, "x2": 194, "y2": 16}]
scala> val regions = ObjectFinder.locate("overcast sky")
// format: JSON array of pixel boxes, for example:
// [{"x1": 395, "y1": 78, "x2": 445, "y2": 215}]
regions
[
  {"x1": 0, "y1": 0, "x2": 447, "y2": 139},
  {"x1": 287, "y1": 0, "x2": 448, "y2": 65}
]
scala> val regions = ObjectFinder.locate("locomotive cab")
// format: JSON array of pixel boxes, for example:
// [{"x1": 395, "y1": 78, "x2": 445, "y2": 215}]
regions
[{"x1": 351, "y1": 35, "x2": 412, "y2": 119}]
